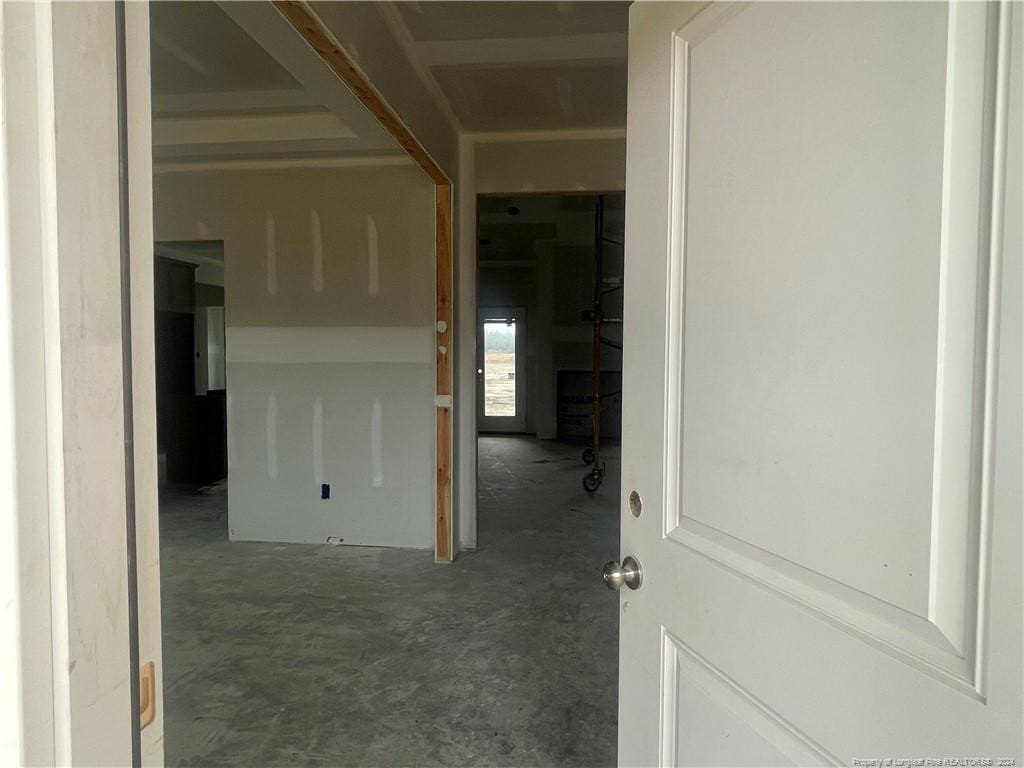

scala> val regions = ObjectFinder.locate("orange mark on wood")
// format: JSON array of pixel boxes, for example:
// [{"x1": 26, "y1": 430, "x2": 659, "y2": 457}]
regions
[{"x1": 140, "y1": 661, "x2": 156, "y2": 730}]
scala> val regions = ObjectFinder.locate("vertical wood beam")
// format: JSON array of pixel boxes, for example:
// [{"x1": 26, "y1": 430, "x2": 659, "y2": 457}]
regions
[{"x1": 435, "y1": 184, "x2": 453, "y2": 560}]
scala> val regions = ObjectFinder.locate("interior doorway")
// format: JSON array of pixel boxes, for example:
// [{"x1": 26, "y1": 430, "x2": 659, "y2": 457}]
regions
[
  {"x1": 474, "y1": 191, "x2": 625, "y2": 460},
  {"x1": 478, "y1": 307, "x2": 527, "y2": 433},
  {"x1": 153, "y1": 241, "x2": 227, "y2": 489},
  {"x1": 471, "y1": 192, "x2": 626, "y2": 759}
]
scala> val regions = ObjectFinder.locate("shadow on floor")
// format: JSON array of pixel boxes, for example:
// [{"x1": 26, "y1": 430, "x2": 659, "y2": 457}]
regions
[{"x1": 160, "y1": 437, "x2": 620, "y2": 767}]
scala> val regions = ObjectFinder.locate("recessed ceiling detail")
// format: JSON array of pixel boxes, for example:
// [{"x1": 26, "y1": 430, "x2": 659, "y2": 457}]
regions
[
  {"x1": 395, "y1": 1, "x2": 628, "y2": 42},
  {"x1": 380, "y1": 1, "x2": 630, "y2": 134},
  {"x1": 431, "y1": 59, "x2": 626, "y2": 132},
  {"x1": 150, "y1": 2, "x2": 301, "y2": 97},
  {"x1": 150, "y1": 2, "x2": 404, "y2": 167}
]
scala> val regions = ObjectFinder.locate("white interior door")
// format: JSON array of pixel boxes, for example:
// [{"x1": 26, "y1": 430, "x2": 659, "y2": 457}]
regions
[
  {"x1": 478, "y1": 307, "x2": 527, "y2": 433},
  {"x1": 619, "y1": 2, "x2": 1022, "y2": 766}
]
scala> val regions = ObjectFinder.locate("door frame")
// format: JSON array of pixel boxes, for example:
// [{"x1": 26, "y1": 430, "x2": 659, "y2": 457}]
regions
[
  {"x1": 477, "y1": 306, "x2": 528, "y2": 433},
  {"x1": 1, "y1": 3, "x2": 158, "y2": 763}
]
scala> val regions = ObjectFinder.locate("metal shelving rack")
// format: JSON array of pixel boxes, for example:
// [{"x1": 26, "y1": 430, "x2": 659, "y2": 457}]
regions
[{"x1": 581, "y1": 194, "x2": 623, "y2": 492}]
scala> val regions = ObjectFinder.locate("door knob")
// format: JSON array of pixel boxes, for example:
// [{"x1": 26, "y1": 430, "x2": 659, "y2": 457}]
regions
[{"x1": 603, "y1": 556, "x2": 643, "y2": 591}]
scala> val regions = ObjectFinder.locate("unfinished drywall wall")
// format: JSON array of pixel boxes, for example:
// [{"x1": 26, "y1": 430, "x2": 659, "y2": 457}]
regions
[
  {"x1": 475, "y1": 137, "x2": 626, "y2": 195},
  {"x1": 154, "y1": 164, "x2": 436, "y2": 548}
]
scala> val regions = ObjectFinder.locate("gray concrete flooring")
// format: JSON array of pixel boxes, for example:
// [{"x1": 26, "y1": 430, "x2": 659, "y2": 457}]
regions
[{"x1": 161, "y1": 437, "x2": 619, "y2": 767}]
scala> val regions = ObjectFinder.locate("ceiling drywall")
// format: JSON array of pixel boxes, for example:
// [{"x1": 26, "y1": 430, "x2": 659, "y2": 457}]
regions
[
  {"x1": 150, "y1": 2, "x2": 300, "y2": 96},
  {"x1": 150, "y1": 2, "x2": 405, "y2": 167},
  {"x1": 380, "y1": 1, "x2": 630, "y2": 134}
]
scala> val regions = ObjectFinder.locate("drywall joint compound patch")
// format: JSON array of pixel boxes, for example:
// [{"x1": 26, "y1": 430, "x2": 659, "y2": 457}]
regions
[
  {"x1": 311, "y1": 209, "x2": 324, "y2": 293},
  {"x1": 266, "y1": 211, "x2": 277, "y2": 295},
  {"x1": 313, "y1": 396, "x2": 324, "y2": 485},
  {"x1": 367, "y1": 215, "x2": 379, "y2": 297},
  {"x1": 370, "y1": 398, "x2": 383, "y2": 487},
  {"x1": 266, "y1": 394, "x2": 278, "y2": 479}
]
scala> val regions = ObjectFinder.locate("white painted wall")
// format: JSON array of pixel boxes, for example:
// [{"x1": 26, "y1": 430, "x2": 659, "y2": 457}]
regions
[{"x1": 154, "y1": 165, "x2": 437, "y2": 548}]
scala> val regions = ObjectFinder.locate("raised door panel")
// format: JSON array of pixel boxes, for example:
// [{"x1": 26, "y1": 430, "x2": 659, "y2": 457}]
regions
[{"x1": 663, "y1": 1, "x2": 1002, "y2": 697}]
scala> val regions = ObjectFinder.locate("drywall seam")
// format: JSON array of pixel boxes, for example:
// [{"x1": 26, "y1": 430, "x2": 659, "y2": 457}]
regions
[
  {"x1": 266, "y1": 394, "x2": 278, "y2": 479},
  {"x1": 312, "y1": 396, "x2": 324, "y2": 485},
  {"x1": 311, "y1": 209, "x2": 323, "y2": 293},
  {"x1": 371, "y1": 397, "x2": 383, "y2": 488},
  {"x1": 226, "y1": 326, "x2": 434, "y2": 364},
  {"x1": 265, "y1": 212, "x2": 277, "y2": 295},
  {"x1": 367, "y1": 214, "x2": 379, "y2": 297}
]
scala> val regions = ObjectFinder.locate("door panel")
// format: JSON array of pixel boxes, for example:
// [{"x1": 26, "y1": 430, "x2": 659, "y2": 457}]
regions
[
  {"x1": 620, "y1": 2, "x2": 1022, "y2": 766},
  {"x1": 680, "y1": 1, "x2": 946, "y2": 616}
]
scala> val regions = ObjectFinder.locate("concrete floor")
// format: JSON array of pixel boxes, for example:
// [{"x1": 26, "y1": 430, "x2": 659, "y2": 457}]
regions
[{"x1": 161, "y1": 437, "x2": 620, "y2": 766}]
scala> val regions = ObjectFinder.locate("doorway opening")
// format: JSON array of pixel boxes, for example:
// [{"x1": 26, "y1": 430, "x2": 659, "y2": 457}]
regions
[
  {"x1": 475, "y1": 191, "x2": 626, "y2": 499},
  {"x1": 473, "y1": 192, "x2": 626, "y2": 762},
  {"x1": 153, "y1": 241, "x2": 227, "y2": 490},
  {"x1": 478, "y1": 307, "x2": 527, "y2": 432}
]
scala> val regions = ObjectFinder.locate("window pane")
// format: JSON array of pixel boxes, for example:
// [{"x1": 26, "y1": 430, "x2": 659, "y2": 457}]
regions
[{"x1": 484, "y1": 320, "x2": 516, "y2": 417}]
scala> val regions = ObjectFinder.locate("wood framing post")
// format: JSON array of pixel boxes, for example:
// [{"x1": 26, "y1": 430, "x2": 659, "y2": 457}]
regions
[{"x1": 435, "y1": 184, "x2": 454, "y2": 560}]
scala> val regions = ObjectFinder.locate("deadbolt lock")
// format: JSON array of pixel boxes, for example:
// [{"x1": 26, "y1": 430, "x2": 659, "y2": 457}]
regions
[{"x1": 628, "y1": 490, "x2": 643, "y2": 517}]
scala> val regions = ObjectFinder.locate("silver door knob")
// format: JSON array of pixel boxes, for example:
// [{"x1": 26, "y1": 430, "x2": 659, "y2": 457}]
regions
[{"x1": 603, "y1": 556, "x2": 642, "y2": 591}]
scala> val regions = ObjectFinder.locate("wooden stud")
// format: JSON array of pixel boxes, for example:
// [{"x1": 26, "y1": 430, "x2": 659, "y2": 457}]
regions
[
  {"x1": 435, "y1": 184, "x2": 453, "y2": 561},
  {"x1": 436, "y1": 185, "x2": 453, "y2": 397},
  {"x1": 274, "y1": 1, "x2": 455, "y2": 561}
]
